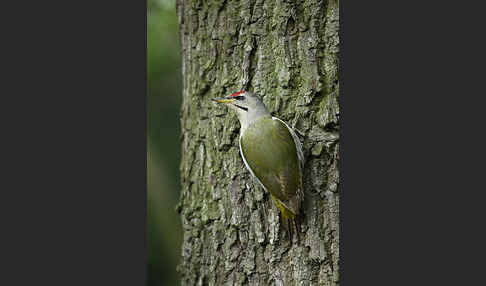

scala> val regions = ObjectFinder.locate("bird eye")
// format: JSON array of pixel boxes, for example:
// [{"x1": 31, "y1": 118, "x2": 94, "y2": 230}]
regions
[{"x1": 234, "y1": 96, "x2": 245, "y2": 100}]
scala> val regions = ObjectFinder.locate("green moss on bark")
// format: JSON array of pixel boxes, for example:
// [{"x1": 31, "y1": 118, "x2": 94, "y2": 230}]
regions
[{"x1": 177, "y1": 0, "x2": 339, "y2": 284}]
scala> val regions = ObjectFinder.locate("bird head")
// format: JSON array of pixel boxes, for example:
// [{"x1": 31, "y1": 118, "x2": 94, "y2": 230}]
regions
[{"x1": 212, "y1": 90, "x2": 270, "y2": 129}]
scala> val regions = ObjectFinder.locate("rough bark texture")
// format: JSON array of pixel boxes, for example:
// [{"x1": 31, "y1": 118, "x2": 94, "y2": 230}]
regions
[{"x1": 176, "y1": 0, "x2": 339, "y2": 285}]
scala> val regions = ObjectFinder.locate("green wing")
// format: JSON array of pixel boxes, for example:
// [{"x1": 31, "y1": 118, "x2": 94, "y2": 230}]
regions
[{"x1": 240, "y1": 117, "x2": 303, "y2": 215}]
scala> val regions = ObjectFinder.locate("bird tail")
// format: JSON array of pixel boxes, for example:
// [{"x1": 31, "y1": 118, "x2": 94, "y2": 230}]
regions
[{"x1": 271, "y1": 195, "x2": 301, "y2": 244}]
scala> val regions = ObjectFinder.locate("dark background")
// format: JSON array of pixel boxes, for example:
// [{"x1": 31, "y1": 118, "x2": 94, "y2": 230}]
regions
[{"x1": 147, "y1": 0, "x2": 182, "y2": 285}]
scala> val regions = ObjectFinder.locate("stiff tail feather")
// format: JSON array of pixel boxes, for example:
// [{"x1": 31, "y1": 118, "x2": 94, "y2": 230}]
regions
[{"x1": 271, "y1": 195, "x2": 301, "y2": 244}]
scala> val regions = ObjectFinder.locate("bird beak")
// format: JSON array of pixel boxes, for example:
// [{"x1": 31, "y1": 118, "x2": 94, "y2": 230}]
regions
[{"x1": 212, "y1": 97, "x2": 235, "y2": 104}]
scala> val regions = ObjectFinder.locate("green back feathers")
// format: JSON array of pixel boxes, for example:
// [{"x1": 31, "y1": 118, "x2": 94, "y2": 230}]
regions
[{"x1": 240, "y1": 116, "x2": 302, "y2": 216}]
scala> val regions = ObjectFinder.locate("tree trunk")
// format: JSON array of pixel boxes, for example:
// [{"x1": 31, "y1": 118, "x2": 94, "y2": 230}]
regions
[{"x1": 176, "y1": 0, "x2": 339, "y2": 285}]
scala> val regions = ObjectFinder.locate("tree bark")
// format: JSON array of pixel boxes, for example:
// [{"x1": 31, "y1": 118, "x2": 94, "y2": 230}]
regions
[{"x1": 176, "y1": 0, "x2": 339, "y2": 285}]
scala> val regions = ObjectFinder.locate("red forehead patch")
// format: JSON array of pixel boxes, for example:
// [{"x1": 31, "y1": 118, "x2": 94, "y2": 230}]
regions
[{"x1": 229, "y1": 90, "x2": 245, "y2": 97}]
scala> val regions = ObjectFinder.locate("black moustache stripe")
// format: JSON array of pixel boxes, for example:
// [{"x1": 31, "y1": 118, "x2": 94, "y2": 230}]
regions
[{"x1": 234, "y1": 104, "x2": 248, "y2": 111}]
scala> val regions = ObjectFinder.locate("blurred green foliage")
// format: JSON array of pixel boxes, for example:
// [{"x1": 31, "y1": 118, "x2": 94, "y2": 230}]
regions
[{"x1": 147, "y1": 0, "x2": 182, "y2": 285}]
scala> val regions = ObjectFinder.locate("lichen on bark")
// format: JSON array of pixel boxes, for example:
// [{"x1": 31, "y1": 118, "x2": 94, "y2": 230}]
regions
[{"x1": 176, "y1": 0, "x2": 339, "y2": 285}]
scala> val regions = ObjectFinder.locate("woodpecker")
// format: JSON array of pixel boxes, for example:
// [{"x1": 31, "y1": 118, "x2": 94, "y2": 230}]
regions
[{"x1": 212, "y1": 90, "x2": 304, "y2": 243}]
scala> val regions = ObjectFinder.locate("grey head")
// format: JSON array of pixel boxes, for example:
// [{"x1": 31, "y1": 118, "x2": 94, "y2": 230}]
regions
[{"x1": 212, "y1": 91, "x2": 270, "y2": 132}]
